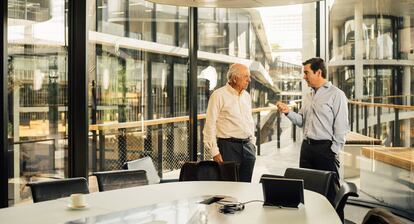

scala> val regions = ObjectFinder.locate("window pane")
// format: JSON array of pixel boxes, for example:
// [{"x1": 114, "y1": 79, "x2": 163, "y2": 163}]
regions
[
  {"x1": 8, "y1": 0, "x2": 68, "y2": 206},
  {"x1": 89, "y1": 0, "x2": 189, "y2": 172},
  {"x1": 330, "y1": 0, "x2": 414, "y2": 215}
]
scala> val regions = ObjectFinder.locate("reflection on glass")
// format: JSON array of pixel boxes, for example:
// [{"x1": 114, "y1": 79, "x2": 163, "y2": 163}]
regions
[
  {"x1": 8, "y1": 0, "x2": 68, "y2": 205},
  {"x1": 330, "y1": 0, "x2": 414, "y2": 216},
  {"x1": 330, "y1": 5, "x2": 412, "y2": 61},
  {"x1": 66, "y1": 197, "x2": 208, "y2": 224},
  {"x1": 363, "y1": 66, "x2": 393, "y2": 97},
  {"x1": 156, "y1": 4, "x2": 177, "y2": 45},
  {"x1": 90, "y1": 0, "x2": 191, "y2": 173}
]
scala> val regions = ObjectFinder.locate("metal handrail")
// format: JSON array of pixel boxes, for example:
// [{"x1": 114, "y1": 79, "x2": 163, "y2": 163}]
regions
[
  {"x1": 352, "y1": 94, "x2": 414, "y2": 101},
  {"x1": 348, "y1": 100, "x2": 414, "y2": 110},
  {"x1": 89, "y1": 105, "x2": 292, "y2": 131}
]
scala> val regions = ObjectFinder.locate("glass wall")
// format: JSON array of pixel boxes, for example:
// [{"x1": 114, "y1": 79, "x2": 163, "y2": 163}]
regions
[
  {"x1": 90, "y1": 0, "x2": 190, "y2": 171},
  {"x1": 331, "y1": 15, "x2": 404, "y2": 60},
  {"x1": 198, "y1": 8, "x2": 228, "y2": 55},
  {"x1": 88, "y1": 1, "x2": 278, "y2": 172},
  {"x1": 272, "y1": 60, "x2": 302, "y2": 102},
  {"x1": 329, "y1": 0, "x2": 414, "y2": 216},
  {"x1": 330, "y1": 66, "x2": 355, "y2": 98},
  {"x1": 7, "y1": 0, "x2": 68, "y2": 205},
  {"x1": 0, "y1": 0, "x2": 324, "y2": 210}
]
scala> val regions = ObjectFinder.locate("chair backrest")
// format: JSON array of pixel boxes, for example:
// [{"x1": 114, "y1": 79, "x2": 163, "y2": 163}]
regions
[
  {"x1": 27, "y1": 177, "x2": 89, "y2": 203},
  {"x1": 333, "y1": 181, "x2": 359, "y2": 222},
  {"x1": 124, "y1": 157, "x2": 160, "y2": 184},
  {"x1": 179, "y1": 162, "x2": 199, "y2": 181},
  {"x1": 218, "y1": 161, "x2": 239, "y2": 181},
  {"x1": 179, "y1": 161, "x2": 239, "y2": 182},
  {"x1": 284, "y1": 168, "x2": 337, "y2": 204},
  {"x1": 362, "y1": 208, "x2": 406, "y2": 224},
  {"x1": 196, "y1": 161, "x2": 221, "y2": 181},
  {"x1": 259, "y1": 174, "x2": 284, "y2": 183},
  {"x1": 93, "y1": 170, "x2": 148, "y2": 192}
]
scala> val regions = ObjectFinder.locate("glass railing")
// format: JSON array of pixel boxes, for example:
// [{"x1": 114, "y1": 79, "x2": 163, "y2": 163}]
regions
[
  {"x1": 344, "y1": 95, "x2": 413, "y2": 219},
  {"x1": 87, "y1": 106, "x2": 283, "y2": 175}
]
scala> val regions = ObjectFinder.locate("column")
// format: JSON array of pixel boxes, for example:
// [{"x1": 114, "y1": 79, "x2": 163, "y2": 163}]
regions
[
  {"x1": 332, "y1": 26, "x2": 339, "y2": 60},
  {"x1": 12, "y1": 86, "x2": 20, "y2": 203},
  {"x1": 331, "y1": 26, "x2": 340, "y2": 87},
  {"x1": 402, "y1": 16, "x2": 411, "y2": 147},
  {"x1": 354, "y1": 1, "x2": 364, "y2": 99}
]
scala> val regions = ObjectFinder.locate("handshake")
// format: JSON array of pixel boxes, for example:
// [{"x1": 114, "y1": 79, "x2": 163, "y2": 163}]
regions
[{"x1": 276, "y1": 101, "x2": 290, "y2": 114}]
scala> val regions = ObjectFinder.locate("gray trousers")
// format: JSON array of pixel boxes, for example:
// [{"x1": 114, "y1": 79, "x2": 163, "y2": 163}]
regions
[{"x1": 217, "y1": 138, "x2": 256, "y2": 182}]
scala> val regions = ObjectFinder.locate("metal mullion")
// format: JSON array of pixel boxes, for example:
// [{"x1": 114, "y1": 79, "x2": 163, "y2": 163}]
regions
[
  {"x1": 175, "y1": 7, "x2": 179, "y2": 47},
  {"x1": 316, "y1": 1, "x2": 320, "y2": 57},
  {"x1": 151, "y1": 3, "x2": 157, "y2": 42},
  {"x1": 68, "y1": 0, "x2": 88, "y2": 178},
  {"x1": 0, "y1": 0, "x2": 9, "y2": 208},
  {"x1": 188, "y1": 7, "x2": 198, "y2": 161}
]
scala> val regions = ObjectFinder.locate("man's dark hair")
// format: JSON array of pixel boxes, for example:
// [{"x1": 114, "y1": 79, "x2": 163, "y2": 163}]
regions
[{"x1": 302, "y1": 57, "x2": 327, "y2": 79}]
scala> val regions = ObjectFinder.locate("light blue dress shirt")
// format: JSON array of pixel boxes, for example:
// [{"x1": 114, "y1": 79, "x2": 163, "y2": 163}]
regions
[{"x1": 286, "y1": 81, "x2": 349, "y2": 154}]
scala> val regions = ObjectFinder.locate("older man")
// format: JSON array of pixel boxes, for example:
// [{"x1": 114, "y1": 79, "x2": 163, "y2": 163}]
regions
[
  {"x1": 276, "y1": 57, "x2": 349, "y2": 202},
  {"x1": 203, "y1": 63, "x2": 256, "y2": 182}
]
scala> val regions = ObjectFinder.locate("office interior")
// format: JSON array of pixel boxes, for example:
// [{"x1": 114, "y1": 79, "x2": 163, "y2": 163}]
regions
[{"x1": 0, "y1": 0, "x2": 413, "y2": 223}]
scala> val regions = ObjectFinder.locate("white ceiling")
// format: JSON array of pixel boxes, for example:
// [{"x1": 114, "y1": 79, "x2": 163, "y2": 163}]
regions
[
  {"x1": 147, "y1": 0, "x2": 320, "y2": 8},
  {"x1": 330, "y1": 0, "x2": 414, "y2": 27}
]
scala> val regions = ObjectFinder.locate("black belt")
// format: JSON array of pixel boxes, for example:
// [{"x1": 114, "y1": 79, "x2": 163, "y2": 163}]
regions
[
  {"x1": 218, "y1": 138, "x2": 250, "y2": 144},
  {"x1": 303, "y1": 138, "x2": 332, "y2": 145}
]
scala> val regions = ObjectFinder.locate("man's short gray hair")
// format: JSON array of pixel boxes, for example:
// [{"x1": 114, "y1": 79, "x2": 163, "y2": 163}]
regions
[{"x1": 227, "y1": 64, "x2": 249, "y2": 82}]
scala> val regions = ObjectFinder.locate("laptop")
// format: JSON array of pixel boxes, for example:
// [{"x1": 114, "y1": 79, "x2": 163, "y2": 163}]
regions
[{"x1": 261, "y1": 176, "x2": 304, "y2": 208}]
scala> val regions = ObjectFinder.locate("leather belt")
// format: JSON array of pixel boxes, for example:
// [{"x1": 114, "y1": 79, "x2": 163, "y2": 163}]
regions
[
  {"x1": 303, "y1": 138, "x2": 332, "y2": 145},
  {"x1": 218, "y1": 138, "x2": 250, "y2": 144}
]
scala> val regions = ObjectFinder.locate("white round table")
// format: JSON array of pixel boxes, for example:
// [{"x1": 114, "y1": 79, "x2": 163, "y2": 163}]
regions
[{"x1": 0, "y1": 181, "x2": 341, "y2": 224}]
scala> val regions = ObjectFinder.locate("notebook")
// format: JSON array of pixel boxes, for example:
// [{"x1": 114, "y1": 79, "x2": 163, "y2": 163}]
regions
[{"x1": 261, "y1": 176, "x2": 304, "y2": 208}]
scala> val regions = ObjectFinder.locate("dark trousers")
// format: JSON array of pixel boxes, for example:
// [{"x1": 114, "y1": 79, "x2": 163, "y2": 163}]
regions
[
  {"x1": 217, "y1": 139, "x2": 256, "y2": 182},
  {"x1": 300, "y1": 140, "x2": 340, "y2": 204}
]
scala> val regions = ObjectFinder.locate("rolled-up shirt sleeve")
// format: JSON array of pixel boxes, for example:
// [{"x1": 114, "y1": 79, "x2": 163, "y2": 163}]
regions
[
  {"x1": 203, "y1": 92, "x2": 221, "y2": 157},
  {"x1": 331, "y1": 92, "x2": 349, "y2": 153}
]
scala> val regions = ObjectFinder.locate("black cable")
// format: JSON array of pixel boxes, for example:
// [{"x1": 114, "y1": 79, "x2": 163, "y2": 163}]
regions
[
  {"x1": 216, "y1": 199, "x2": 264, "y2": 206},
  {"x1": 240, "y1": 200, "x2": 264, "y2": 205},
  {"x1": 216, "y1": 199, "x2": 264, "y2": 214}
]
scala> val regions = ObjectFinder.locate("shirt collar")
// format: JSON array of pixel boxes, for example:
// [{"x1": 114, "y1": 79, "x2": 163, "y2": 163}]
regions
[
  {"x1": 323, "y1": 81, "x2": 332, "y2": 88},
  {"x1": 311, "y1": 81, "x2": 331, "y2": 93},
  {"x1": 226, "y1": 83, "x2": 243, "y2": 96}
]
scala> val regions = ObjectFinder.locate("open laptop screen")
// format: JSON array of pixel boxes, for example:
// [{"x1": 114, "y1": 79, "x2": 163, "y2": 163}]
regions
[{"x1": 261, "y1": 177, "x2": 304, "y2": 208}]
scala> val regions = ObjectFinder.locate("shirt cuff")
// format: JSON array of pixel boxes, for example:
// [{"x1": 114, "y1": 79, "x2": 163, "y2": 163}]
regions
[
  {"x1": 286, "y1": 111, "x2": 294, "y2": 118},
  {"x1": 250, "y1": 136, "x2": 257, "y2": 146},
  {"x1": 210, "y1": 146, "x2": 220, "y2": 157},
  {"x1": 330, "y1": 141, "x2": 343, "y2": 154}
]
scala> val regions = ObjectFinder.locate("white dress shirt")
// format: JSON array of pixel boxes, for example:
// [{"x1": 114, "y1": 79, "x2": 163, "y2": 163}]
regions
[{"x1": 203, "y1": 83, "x2": 256, "y2": 157}]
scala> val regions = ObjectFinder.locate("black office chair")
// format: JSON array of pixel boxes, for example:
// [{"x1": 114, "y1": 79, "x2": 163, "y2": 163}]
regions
[
  {"x1": 259, "y1": 173, "x2": 284, "y2": 182},
  {"x1": 284, "y1": 168, "x2": 338, "y2": 205},
  {"x1": 123, "y1": 156, "x2": 178, "y2": 184},
  {"x1": 93, "y1": 169, "x2": 148, "y2": 192},
  {"x1": 27, "y1": 177, "x2": 89, "y2": 203},
  {"x1": 218, "y1": 161, "x2": 239, "y2": 181},
  {"x1": 179, "y1": 161, "x2": 239, "y2": 181},
  {"x1": 362, "y1": 208, "x2": 406, "y2": 224},
  {"x1": 333, "y1": 181, "x2": 359, "y2": 223}
]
